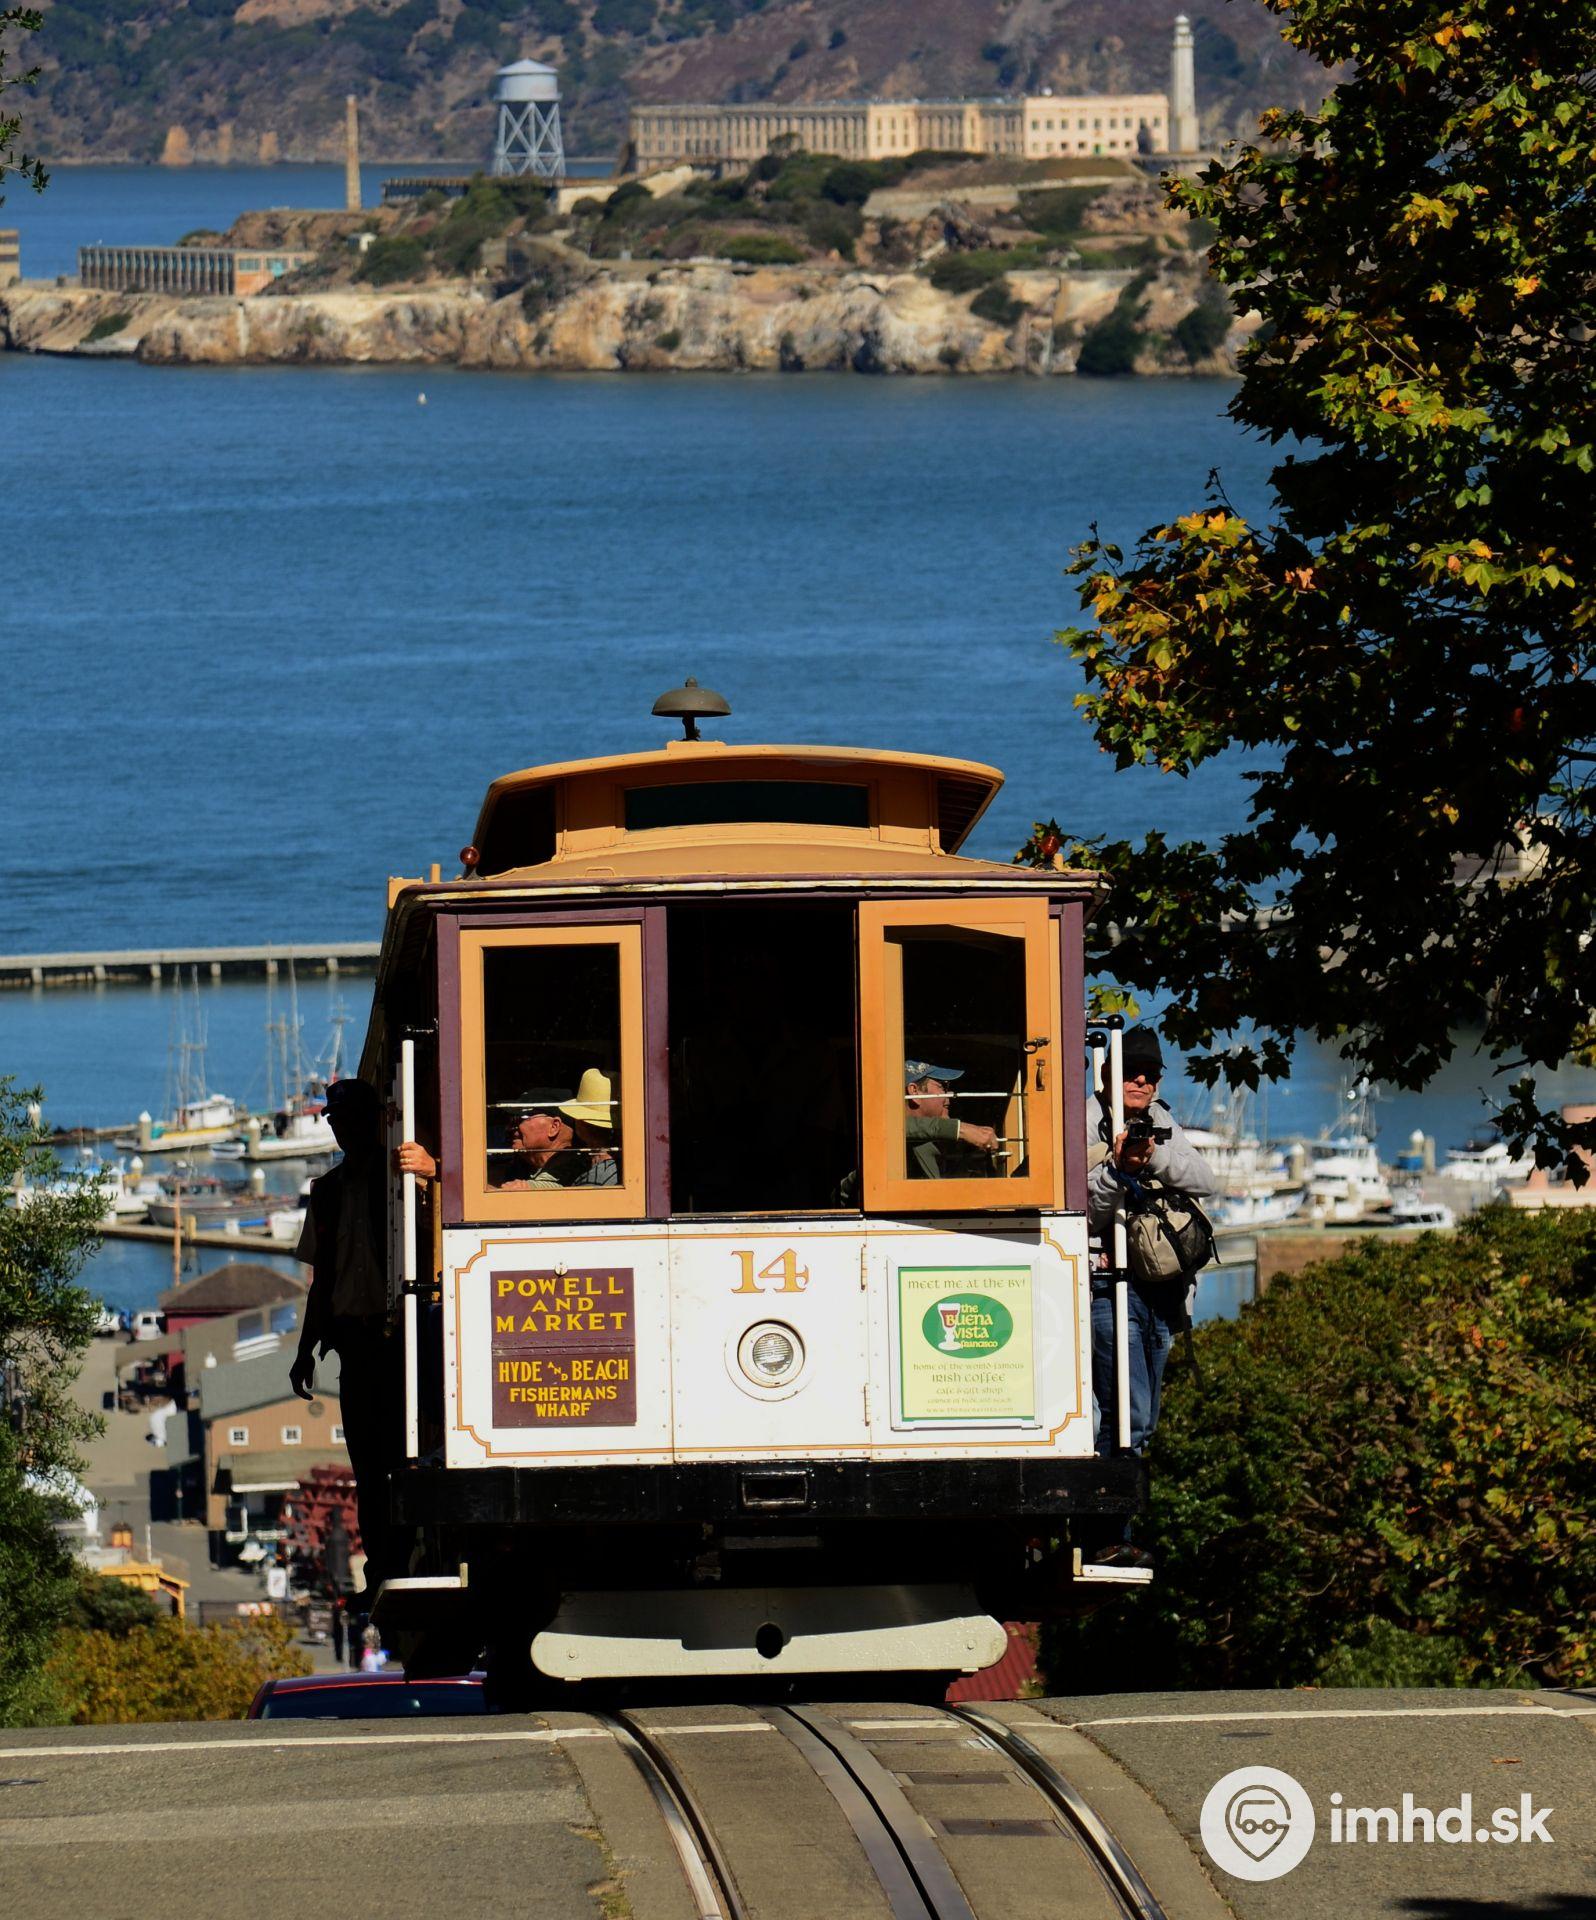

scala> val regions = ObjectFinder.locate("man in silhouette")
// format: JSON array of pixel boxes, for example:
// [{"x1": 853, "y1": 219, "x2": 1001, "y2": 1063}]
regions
[{"x1": 290, "y1": 1078, "x2": 404, "y2": 1599}]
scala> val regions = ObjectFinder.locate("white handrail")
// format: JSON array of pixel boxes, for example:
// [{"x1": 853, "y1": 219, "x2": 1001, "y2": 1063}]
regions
[
  {"x1": 1108, "y1": 1024, "x2": 1131, "y2": 1453},
  {"x1": 401, "y1": 1038, "x2": 418, "y2": 1462}
]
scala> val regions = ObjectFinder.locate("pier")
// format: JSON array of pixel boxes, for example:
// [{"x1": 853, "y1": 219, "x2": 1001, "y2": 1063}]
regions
[{"x1": 0, "y1": 940, "x2": 378, "y2": 990}]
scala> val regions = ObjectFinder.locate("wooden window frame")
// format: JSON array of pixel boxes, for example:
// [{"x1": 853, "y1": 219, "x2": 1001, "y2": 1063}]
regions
[
  {"x1": 858, "y1": 897, "x2": 1060, "y2": 1215},
  {"x1": 453, "y1": 917, "x2": 651, "y2": 1224}
]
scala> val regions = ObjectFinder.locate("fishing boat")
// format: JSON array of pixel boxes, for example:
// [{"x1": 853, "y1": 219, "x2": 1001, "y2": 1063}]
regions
[
  {"x1": 214, "y1": 974, "x2": 345, "y2": 1162},
  {"x1": 8, "y1": 1154, "x2": 162, "y2": 1226},
  {"x1": 143, "y1": 1172, "x2": 270, "y2": 1231},
  {"x1": 1209, "y1": 1181, "x2": 1307, "y2": 1230},
  {"x1": 1439, "y1": 1129, "x2": 1534, "y2": 1186},
  {"x1": 1300, "y1": 1081, "x2": 1393, "y2": 1217},
  {"x1": 115, "y1": 972, "x2": 243, "y2": 1153},
  {"x1": 1388, "y1": 1189, "x2": 1457, "y2": 1230}
]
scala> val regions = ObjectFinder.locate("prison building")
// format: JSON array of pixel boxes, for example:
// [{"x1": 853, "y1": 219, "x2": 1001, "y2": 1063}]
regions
[
  {"x1": 0, "y1": 229, "x2": 18, "y2": 287},
  {"x1": 629, "y1": 92, "x2": 1170, "y2": 168},
  {"x1": 77, "y1": 246, "x2": 319, "y2": 297}
]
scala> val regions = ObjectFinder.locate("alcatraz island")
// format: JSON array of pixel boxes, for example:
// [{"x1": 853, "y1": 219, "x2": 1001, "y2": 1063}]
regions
[{"x1": 0, "y1": 27, "x2": 1248, "y2": 377}]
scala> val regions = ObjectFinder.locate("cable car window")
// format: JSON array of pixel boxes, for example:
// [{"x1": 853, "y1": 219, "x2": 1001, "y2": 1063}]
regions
[
  {"x1": 457, "y1": 924, "x2": 645, "y2": 1222},
  {"x1": 624, "y1": 781, "x2": 870, "y2": 832},
  {"x1": 667, "y1": 902, "x2": 856, "y2": 1213},
  {"x1": 858, "y1": 900, "x2": 1058, "y2": 1214}
]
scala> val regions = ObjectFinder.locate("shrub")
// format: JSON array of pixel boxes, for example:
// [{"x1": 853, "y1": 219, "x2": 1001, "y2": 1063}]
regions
[
  {"x1": 593, "y1": 0, "x2": 654, "y2": 32},
  {"x1": 655, "y1": 327, "x2": 682, "y2": 351},
  {"x1": 714, "y1": 232, "x2": 804, "y2": 265},
  {"x1": 1173, "y1": 288, "x2": 1232, "y2": 363},
  {"x1": 827, "y1": 26, "x2": 846, "y2": 48},
  {"x1": 42, "y1": 1614, "x2": 310, "y2": 1724},
  {"x1": 802, "y1": 203, "x2": 859, "y2": 260},
  {"x1": 819, "y1": 160, "x2": 903, "y2": 205},
  {"x1": 1041, "y1": 1208, "x2": 1596, "y2": 1691},
  {"x1": 971, "y1": 278, "x2": 1025, "y2": 328},
  {"x1": 84, "y1": 311, "x2": 132, "y2": 343},
  {"x1": 357, "y1": 235, "x2": 426, "y2": 286},
  {"x1": 66, "y1": 1578, "x2": 163, "y2": 1636},
  {"x1": 1074, "y1": 305, "x2": 1143, "y2": 375},
  {"x1": 927, "y1": 247, "x2": 1041, "y2": 294},
  {"x1": 1017, "y1": 185, "x2": 1111, "y2": 236}
]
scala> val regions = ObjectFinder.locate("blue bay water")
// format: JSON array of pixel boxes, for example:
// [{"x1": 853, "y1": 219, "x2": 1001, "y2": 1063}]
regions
[
  {"x1": 6, "y1": 161, "x2": 608, "y2": 283},
  {"x1": 5, "y1": 170, "x2": 1589, "y2": 1315}
]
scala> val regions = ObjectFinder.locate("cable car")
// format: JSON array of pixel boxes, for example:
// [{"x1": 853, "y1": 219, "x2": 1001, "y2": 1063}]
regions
[{"x1": 367, "y1": 686, "x2": 1145, "y2": 1687}]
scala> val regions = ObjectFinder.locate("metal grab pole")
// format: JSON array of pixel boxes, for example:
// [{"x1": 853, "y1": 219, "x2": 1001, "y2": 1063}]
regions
[
  {"x1": 1108, "y1": 1021, "x2": 1131, "y2": 1452},
  {"x1": 401, "y1": 1038, "x2": 419, "y2": 1461}
]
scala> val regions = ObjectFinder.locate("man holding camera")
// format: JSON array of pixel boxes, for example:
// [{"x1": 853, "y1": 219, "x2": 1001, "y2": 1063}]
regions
[{"x1": 1088, "y1": 1025, "x2": 1216, "y2": 1473}]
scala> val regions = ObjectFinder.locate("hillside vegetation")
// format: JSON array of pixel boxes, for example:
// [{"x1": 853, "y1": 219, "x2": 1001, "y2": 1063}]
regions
[
  {"x1": 1044, "y1": 1208, "x2": 1596, "y2": 1692},
  {"x1": 26, "y1": 0, "x2": 1328, "y2": 164}
]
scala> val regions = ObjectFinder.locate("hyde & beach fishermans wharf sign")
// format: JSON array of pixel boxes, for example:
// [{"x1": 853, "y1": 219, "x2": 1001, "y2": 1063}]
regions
[
  {"x1": 897, "y1": 1264, "x2": 1036, "y2": 1424},
  {"x1": 491, "y1": 1268, "x2": 637, "y2": 1425}
]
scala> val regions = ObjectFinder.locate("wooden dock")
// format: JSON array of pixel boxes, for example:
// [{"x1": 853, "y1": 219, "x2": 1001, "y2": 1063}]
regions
[
  {"x1": 1, "y1": 940, "x2": 378, "y2": 989},
  {"x1": 99, "y1": 1219, "x2": 292, "y2": 1256}
]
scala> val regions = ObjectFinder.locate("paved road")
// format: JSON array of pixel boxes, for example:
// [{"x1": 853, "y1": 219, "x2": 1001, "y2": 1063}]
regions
[
  {"x1": 4, "y1": 1692, "x2": 1592, "y2": 1919},
  {"x1": 1040, "y1": 1688, "x2": 1596, "y2": 1918}
]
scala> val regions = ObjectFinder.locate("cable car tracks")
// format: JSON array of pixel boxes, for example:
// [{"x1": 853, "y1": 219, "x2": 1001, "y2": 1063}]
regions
[{"x1": 598, "y1": 1705, "x2": 1170, "y2": 1920}]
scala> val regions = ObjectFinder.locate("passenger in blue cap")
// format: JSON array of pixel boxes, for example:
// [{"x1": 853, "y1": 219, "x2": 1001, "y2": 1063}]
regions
[{"x1": 904, "y1": 1060, "x2": 999, "y2": 1178}]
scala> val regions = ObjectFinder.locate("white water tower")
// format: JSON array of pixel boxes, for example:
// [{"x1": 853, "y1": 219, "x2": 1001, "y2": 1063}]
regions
[{"x1": 491, "y1": 59, "x2": 565, "y2": 179}]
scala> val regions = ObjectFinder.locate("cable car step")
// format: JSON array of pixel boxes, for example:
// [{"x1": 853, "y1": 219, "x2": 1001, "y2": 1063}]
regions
[
  {"x1": 370, "y1": 1572, "x2": 469, "y2": 1632},
  {"x1": 1073, "y1": 1562, "x2": 1155, "y2": 1585},
  {"x1": 530, "y1": 1583, "x2": 1007, "y2": 1682}
]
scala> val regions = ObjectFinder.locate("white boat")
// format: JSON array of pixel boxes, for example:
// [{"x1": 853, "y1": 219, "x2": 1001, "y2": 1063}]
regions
[
  {"x1": 115, "y1": 972, "x2": 243, "y2": 1152},
  {"x1": 9, "y1": 1154, "x2": 161, "y2": 1226},
  {"x1": 1179, "y1": 1086, "x2": 1288, "y2": 1187},
  {"x1": 1209, "y1": 1182, "x2": 1307, "y2": 1230},
  {"x1": 1440, "y1": 1133, "x2": 1534, "y2": 1185},
  {"x1": 1301, "y1": 1080, "x2": 1393, "y2": 1217},
  {"x1": 215, "y1": 970, "x2": 344, "y2": 1162},
  {"x1": 1389, "y1": 1189, "x2": 1457, "y2": 1229}
]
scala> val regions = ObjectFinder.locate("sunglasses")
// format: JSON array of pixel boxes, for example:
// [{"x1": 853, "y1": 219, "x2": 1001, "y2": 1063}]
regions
[{"x1": 1124, "y1": 1069, "x2": 1160, "y2": 1085}]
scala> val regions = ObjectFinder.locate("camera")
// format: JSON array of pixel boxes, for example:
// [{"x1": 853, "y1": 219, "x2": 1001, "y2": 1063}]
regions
[{"x1": 1125, "y1": 1116, "x2": 1172, "y2": 1144}]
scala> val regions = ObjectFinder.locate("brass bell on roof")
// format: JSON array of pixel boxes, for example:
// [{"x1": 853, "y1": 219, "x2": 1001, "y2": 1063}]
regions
[{"x1": 652, "y1": 676, "x2": 731, "y2": 741}]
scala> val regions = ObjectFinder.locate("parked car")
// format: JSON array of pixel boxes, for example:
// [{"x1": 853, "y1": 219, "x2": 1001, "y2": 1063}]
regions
[
  {"x1": 129, "y1": 1309, "x2": 166, "y2": 1342},
  {"x1": 247, "y1": 1673, "x2": 487, "y2": 1720}
]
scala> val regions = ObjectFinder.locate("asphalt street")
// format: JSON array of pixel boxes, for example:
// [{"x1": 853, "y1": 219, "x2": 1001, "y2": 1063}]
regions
[{"x1": 2, "y1": 1691, "x2": 1592, "y2": 1919}]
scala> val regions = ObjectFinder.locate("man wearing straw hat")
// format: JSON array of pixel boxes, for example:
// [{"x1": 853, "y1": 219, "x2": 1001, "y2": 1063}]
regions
[{"x1": 496, "y1": 1071, "x2": 618, "y2": 1190}]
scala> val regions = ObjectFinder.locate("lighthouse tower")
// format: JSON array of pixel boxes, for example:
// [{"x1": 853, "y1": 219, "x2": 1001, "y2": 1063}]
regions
[{"x1": 1170, "y1": 15, "x2": 1200, "y2": 153}]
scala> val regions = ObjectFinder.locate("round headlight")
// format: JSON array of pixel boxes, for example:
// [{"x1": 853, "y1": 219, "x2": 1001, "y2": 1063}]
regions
[
  {"x1": 737, "y1": 1321, "x2": 804, "y2": 1388},
  {"x1": 750, "y1": 1331, "x2": 795, "y2": 1375}
]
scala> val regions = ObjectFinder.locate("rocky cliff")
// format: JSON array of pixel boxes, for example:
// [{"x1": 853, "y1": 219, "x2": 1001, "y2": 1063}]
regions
[{"x1": 0, "y1": 260, "x2": 1245, "y2": 376}]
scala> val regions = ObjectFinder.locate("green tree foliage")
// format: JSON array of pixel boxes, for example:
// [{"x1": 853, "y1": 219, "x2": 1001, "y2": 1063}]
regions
[
  {"x1": 1172, "y1": 285, "x2": 1232, "y2": 363},
  {"x1": 927, "y1": 246, "x2": 1044, "y2": 294},
  {"x1": 0, "y1": 1080, "x2": 104, "y2": 1725},
  {"x1": 1044, "y1": 1208, "x2": 1596, "y2": 1691},
  {"x1": 714, "y1": 230, "x2": 804, "y2": 265},
  {"x1": 43, "y1": 1614, "x2": 311, "y2": 1723},
  {"x1": 356, "y1": 233, "x2": 427, "y2": 286},
  {"x1": 1043, "y1": 0, "x2": 1596, "y2": 1164},
  {"x1": 971, "y1": 277, "x2": 1025, "y2": 329},
  {"x1": 66, "y1": 1576, "x2": 164, "y2": 1636},
  {"x1": 0, "y1": 7, "x2": 46, "y2": 203}
]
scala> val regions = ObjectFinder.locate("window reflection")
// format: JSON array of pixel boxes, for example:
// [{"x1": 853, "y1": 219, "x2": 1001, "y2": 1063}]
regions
[{"x1": 482, "y1": 946, "x2": 623, "y2": 1193}]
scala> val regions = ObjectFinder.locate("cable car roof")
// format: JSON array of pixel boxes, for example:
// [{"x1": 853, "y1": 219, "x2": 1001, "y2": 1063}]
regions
[{"x1": 467, "y1": 740, "x2": 1015, "y2": 877}]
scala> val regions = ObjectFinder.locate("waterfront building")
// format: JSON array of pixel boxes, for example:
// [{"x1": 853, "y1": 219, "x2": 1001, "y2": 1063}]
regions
[
  {"x1": 159, "y1": 1259, "x2": 306, "y2": 1335},
  {"x1": 629, "y1": 89, "x2": 1171, "y2": 168},
  {"x1": 78, "y1": 244, "x2": 318, "y2": 298}
]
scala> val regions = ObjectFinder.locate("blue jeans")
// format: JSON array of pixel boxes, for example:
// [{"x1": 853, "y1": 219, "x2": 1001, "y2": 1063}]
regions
[{"x1": 1091, "y1": 1281, "x2": 1181, "y2": 1457}]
